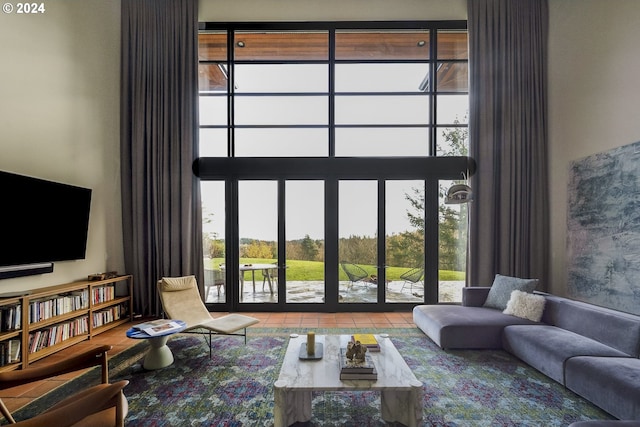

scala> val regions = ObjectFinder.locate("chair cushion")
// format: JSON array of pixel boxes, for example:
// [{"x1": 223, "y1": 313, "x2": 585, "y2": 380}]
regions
[
  {"x1": 483, "y1": 274, "x2": 539, "y2": 310},
  {"x1": 160, "y1": 276, "x2": 196, "y2": 292}
]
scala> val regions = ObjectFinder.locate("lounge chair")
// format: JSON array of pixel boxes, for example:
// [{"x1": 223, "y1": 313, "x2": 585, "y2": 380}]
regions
[{"x1": 157, "y1": 276, "x2": 259, "y2": 358}]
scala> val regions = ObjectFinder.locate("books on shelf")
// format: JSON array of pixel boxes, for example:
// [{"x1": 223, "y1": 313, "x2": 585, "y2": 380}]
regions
[
  {"x1": 0, "y1": 339, "x2": 21, "y2": 366},
  {"x1": 1, "y1": 304, "x2": 21, "y2": 332},
  {"x1": 134, "y1": 319, "x2": 182, "y2": 336},
  {"x1": 339, "y1": 347, "x2": 377, "y2": 380},
  {"x1": 352, "y1": 333, "x2": 380, "y2": 352},
  {"x1": 28, "y1": 290, "x2": 89, "y2": 324},
  {"x1": 28, "y1": 316, "x2": 89, "y2": 354}
]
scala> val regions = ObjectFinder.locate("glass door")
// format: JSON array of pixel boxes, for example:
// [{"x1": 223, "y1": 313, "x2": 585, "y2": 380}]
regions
[
  {"x1": 201, "y1": 181, "x2": 226, "y2": 304},
  {"x1": 285, "y1": 180, "x2": 325, "y2": 304},
  {"x1": 338, "y1": 180, "x2": 378, "y2": 304},
  {"x1": 385, "y1": 180, "x2": 426, "y2": 303},
  {"x1": 237, "y1": 180, "x2": 278, "y2": 304}
]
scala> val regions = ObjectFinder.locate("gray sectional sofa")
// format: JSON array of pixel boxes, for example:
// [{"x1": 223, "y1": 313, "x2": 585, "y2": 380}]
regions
[{"x1": 413, "y1": 287, "x2": 640, "y2": 423}]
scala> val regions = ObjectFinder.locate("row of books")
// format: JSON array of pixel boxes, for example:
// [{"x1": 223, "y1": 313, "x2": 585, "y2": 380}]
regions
[
  {"x1": 0, "y1": 339, "x2": 21, "y2": 367},
  {"x1": 92, "y1": 285, "x2": 116, "y2": 305},
  {"x1": 92, "y1": 304, "x2": 127, "y2": 328},
  {"x1": 28, "y1": 290, "x2": 89, "y2": 324},
  {"x1": 339, "y1": 347, "x2": 378, "y2": 380},
  {"x1": 0, "y1": 304, "x2": 21, "y2": 332},
  {"x1": 28, "y1": 316, "x2": 89, "y2": 354}
]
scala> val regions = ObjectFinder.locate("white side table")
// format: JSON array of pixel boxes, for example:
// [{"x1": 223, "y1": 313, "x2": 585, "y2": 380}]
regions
[{"x1": 126, "y1": 320, "x2": 186, "y2": 370}]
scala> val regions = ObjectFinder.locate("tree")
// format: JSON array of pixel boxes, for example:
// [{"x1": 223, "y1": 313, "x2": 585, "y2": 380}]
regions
[
  {"x1": 403, "y1": 118, "x2": 469, "y2": 271},
  {"x1": 300, "y1": 234, "x2": 319, "y2": 261}
]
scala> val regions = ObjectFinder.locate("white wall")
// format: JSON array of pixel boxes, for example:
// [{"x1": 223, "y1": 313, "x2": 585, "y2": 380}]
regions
[
  {"x1": 548, "y1": 0, "x2": 640, "y2": 295},
  {"x1": 0, "y1": 0, "x2": 122, "y2": 292},
  {"x1": 199, "y1": 0, "x2": 466, "y2": 21}
]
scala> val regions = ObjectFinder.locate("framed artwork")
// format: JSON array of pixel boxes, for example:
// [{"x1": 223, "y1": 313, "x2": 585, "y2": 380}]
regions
[{"x1": 567, "y1": 140, "x2": 640, "y2": 315}]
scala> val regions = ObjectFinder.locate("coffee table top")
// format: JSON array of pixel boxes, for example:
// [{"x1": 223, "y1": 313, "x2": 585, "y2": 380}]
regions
[{"x1": 275, "y1": 334, "x2": 421, "y2": 391}]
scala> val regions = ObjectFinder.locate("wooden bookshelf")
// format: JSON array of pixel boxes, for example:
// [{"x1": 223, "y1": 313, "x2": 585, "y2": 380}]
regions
[{"x1": 0, "y1": 275, "x2": 133, "y2": 371}]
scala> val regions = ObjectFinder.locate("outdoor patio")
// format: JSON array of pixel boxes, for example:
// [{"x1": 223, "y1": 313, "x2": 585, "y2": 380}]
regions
[{"x1": 205, "y1": 280, "x2": 465, "y2": 304}]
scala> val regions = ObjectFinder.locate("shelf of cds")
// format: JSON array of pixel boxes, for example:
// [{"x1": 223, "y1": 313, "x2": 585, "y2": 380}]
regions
[{"x1": 0, "y1": 275, "x2": 133, "y2": 371}]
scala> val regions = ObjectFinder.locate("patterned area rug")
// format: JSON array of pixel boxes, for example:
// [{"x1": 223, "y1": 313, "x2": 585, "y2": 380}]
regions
[{"x1": 13, "y1": 328, "x2": 613, "y2": 426}]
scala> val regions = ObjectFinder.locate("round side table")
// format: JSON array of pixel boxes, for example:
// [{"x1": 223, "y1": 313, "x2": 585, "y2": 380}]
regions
[{"x1": 126, "y1": 320, "x2": 186, "y2": 370}]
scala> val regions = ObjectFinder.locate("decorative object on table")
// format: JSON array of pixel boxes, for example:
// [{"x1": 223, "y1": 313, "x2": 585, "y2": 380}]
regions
[
  {"x1": 88, "y1": 271, "x2": 119, "y2": 281},
  {"x1": 346, "y1": 339, "x2": 368, "y2": 361},
  {"x1": 299, "y1": 331, "x2": 323, "y2": 360},
  {"x1": 339, "y1": 346, "x2": 377, "y2": 380},
  {"x1": 352, "y1": 333, "x2": 380, "y2": 352},
  {"x1": 307, "y1": 331, "x2": 315, "y2": 355}
]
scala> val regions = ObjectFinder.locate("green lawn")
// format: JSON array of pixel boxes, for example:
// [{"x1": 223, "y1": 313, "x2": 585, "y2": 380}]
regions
[{"x1": 206, "y1": 258, "x2": 465, "y2": 282}]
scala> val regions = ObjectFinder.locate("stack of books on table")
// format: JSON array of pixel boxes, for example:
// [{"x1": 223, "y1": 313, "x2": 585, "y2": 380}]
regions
[
  {"x1": 352, "y1": 333, "x2": 380, "y2": 352},
  {"x1": 339, "y1": 348, "x2": 377, "y2": 380}
]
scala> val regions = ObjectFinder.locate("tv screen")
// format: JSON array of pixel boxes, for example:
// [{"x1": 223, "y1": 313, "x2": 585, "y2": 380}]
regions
[{"x1": 0, "y1": 171, "x2": 92, "y2": 268}]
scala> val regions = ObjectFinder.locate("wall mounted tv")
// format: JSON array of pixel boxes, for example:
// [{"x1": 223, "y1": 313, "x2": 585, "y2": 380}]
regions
[{"x1": 0, "y1": 171, "x2": 92, "y2": 279}]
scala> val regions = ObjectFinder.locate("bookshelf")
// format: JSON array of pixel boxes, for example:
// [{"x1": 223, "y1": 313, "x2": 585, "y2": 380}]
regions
[{"x1": 0, "y1": 275, "x2": 133, "y2": 371}]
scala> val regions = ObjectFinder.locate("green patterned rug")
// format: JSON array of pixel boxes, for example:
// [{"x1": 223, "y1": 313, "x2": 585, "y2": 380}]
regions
[{"x1": 13, "y1": 328, "x2": 613, "y2": 426}]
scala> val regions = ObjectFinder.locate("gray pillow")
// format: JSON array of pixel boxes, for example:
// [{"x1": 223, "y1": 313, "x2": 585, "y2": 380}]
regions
[{"x1": 483, "y1": 274, "x2": 539, "y2": 310}]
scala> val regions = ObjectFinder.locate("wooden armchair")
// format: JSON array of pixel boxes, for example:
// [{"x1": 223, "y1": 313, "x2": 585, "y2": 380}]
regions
[{"x1": 0, "y1": 345, "x2": 128, "y2": 427}]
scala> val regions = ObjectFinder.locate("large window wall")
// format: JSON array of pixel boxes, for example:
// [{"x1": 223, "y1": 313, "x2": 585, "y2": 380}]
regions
[{"x1": 197, "y1": 22, "x2": 470, "y2": 312}]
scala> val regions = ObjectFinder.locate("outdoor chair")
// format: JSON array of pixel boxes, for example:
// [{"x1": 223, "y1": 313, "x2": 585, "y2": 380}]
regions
[
  {"x1": 340, "y1": 262, "x2": 374, "y2": 290},
  {"x1": 262, "y1": 267, "x2": 277, "y2": 292},
  {"x1": 204, "y1": 268, "x2": 225, "y2": 298},
  {"x1": 400, "y1": 266, "x2": 425, "y2": 293},
  {"x1": 157, "y1": 276, "x2": 259, "y2": 358},
  {"x1": 0, "y1": 345, "x2": 128, "y2": 427}
]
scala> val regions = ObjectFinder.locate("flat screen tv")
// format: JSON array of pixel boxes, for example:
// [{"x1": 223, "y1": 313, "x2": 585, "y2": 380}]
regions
[{"x1": 0, "y1": 171, "x2": 92, "y2": 270}]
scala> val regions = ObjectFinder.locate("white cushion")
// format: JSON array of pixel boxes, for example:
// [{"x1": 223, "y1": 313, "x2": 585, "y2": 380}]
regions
[{"x1": 503, "y1": 290, "x2": 546, "y2": 322}]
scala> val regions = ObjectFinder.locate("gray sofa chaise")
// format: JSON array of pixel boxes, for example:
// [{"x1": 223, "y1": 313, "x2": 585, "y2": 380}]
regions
[{"x1": 413, "y1": 287, "x2": 640, "y2": 423}]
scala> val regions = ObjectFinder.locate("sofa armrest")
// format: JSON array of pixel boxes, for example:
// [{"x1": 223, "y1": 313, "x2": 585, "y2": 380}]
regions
[{"x1": 462, "y1": 287, "x2": 491, "y2": 307}]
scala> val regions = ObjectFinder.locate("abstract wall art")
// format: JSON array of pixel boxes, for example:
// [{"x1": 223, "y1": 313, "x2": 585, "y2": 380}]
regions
[{"x1": 567, "y1": 140, "x2": 640, "y2": 315}]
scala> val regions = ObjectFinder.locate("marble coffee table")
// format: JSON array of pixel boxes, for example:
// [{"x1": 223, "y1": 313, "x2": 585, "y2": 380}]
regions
[{"x1": 273, "y1": 334, "x2": 423, "y2": 426}]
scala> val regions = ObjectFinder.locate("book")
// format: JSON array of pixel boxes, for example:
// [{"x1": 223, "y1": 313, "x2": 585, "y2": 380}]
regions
[
  {"x1": 133, "y1": 319, "x2": 174, "y2": 331},
  {"x1": 352, "y1": 333, "x2": 380, "y2": 352},
  {"x1": 134, "y1": 319, "x2": 182, "y2": 336},
  {"x1": 340, "y1": 367, "x2": 378, "y2": 380},
  {"x1": 339, "y1": 348, "x2": 375, "y2": 373}
]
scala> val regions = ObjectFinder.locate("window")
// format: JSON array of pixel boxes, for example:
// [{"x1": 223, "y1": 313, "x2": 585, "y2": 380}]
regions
[
  {"x1": 198, "y1": 23, "x2": 468, "y2": 159},
  {"x1": 198, "y1": 22, "x2": 469, "y2": 310}
]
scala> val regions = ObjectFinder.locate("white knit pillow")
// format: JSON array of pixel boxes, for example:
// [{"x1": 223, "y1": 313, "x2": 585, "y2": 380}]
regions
[{"x1": 503, "y1": 290, "x2": 546, "y2": 322}]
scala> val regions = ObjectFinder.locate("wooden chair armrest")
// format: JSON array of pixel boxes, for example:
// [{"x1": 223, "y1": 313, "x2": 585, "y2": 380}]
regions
[
  {"x1": 0, "y1": 345, "x2": 112, "y2": 389},
  {"x1": 10, "y1": 380, "x2": 128, "y2": 427}
]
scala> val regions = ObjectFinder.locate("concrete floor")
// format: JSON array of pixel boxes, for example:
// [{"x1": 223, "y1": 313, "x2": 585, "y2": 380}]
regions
[{"x1": 206, "y1": 280, "x2": 465, "y2": 304}]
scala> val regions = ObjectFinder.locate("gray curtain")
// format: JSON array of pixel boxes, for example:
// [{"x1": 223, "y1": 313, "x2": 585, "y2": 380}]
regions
[
  {"x1": 120, "y1": 0, "x2": 204, "y2": 316},
  {"x1": 467, "y1": 0, "x2": 550, "y2": 289}
]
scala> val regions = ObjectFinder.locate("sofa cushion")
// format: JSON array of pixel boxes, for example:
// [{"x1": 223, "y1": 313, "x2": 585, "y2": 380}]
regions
[
  {"x1": 413, "y1": 304, "x2": 538, "y2": 349},
  {"x1": 565, "y1": 356, "x2": 640, "y2": 421},
  {"x1": 551, "y1": 299, "x2": 640, "y2": 357},
  {"x1": 503, "y1": 290, "x2": 546, "y2": 322},
  {"x1": 502, "y1": 325, "x2": 629, "y2": 384},
  {"x1": 483, "y1": 274, "x2": 539, "y2": 310}
]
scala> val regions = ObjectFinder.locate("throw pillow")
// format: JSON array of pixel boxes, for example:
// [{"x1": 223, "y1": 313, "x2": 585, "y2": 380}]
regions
[
  {"x1": 483, "y1": 274, "x2": 539, "y2": 310},
  {"x1": 503, "y1": 290, "x2": 546, "y2": 322}
]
